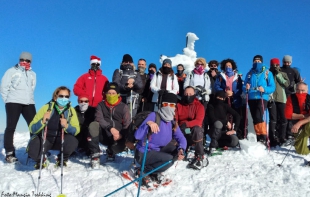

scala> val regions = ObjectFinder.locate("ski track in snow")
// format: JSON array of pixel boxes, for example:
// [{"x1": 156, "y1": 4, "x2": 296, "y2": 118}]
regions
[{"x1": 1, "y1": 132, "x2": 310, "y2": 197}]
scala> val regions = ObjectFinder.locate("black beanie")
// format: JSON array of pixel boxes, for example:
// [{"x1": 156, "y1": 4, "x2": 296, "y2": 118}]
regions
[
  {"x1": 253, "y1": 55, "x2": 263, "y2": 63},
  {"x1": 149, "y1": 63, "x2": 157, "y2": 70},
  {"x1": 215, "y1": 91, "x2": 227, "y2": 99},
  {"x1": 105, "y1": 82, "x2": 120, "y2": 94},
  {"x1": 161, "y1": 92, "x2": 178, "y2": 104},
  {"x1": 122, "y1": 54, "x2": 133, "y2": 63}
]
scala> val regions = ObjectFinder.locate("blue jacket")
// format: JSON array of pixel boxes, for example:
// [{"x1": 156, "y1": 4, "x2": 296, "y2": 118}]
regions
[
  {"x1": 243, "y1": 67, "x2": 275, "y2": 101},
  {"x1": 214, "y1": 73, "x2": 243, "y2": 108},
  {"x1": 135, "y1": 112, "x2": 187, "y2": 153},
  {"x1": 1, "y1": 64, "x2": 36, "y2": 104}
]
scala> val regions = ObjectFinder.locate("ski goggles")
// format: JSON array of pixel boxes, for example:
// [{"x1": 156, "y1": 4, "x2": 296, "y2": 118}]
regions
[
  {"x1": 162, "y1": 102, "x2": 176, "y2": 108},
  {"x1": 20, "y1": 59, "x2": 31, "y2": 63},
  {"x1": 58, "y1": 95, "x2": 70, "y2": 98}
]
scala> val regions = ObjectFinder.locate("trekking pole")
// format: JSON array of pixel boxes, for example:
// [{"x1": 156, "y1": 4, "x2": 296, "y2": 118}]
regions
[
  {"x1": 130, "y1": 90, "x2": 133, "y2": 121},
  {"x1": 277, "y1": 130, "x2": 302, "y2": 167},
  {"x1": 137, "y1": 136, "x2": 149, "y2": 197},
  {"x1": 57, "y1": 115, "x2": 66, "y2": 197},
  {"x1": 104, "y1": 160, "x2": 173, "y2": 197},
  {"x1": 260, "y1": 92, "x2": 270, "y2": 151},
  {"x1": 36, "y1": 119, "x2": 49, "y2": 194},
  {"x1": 244, "y1": 92, "x2": 248, "y2": 139}
]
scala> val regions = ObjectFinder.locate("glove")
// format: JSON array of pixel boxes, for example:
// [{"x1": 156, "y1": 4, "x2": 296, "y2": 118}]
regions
[
  {"x1": 158, "y1": 89, "x2": 168, "y2": 96},
  {"x1": 179, "y1": 123, "x2": 187, "y2": 132}
]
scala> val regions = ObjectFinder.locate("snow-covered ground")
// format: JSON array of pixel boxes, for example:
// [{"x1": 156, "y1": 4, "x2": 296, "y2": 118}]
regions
[{"x1": 1, "y1": 130, "x2": 310, "y2": 197}]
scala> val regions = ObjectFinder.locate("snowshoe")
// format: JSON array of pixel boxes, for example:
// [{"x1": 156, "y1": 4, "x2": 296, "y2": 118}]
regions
[
  {"x1": 55, "y1": 159, "x2": 68, "y2": 168},
  {"x1": 106, "y1": 149, "x2": 116, "y2": 162},
  {"x1": 5, "y1": 152, "x2": 18, "y2": 163},
  {"x1": 188, "y1": 155, "x2": 203, "y2": 170},
  {"x1": 281, "y1": 137, "x2": 295, "y2": 147},
  {"x1": 34, "y1": 158, "x2": 50, "y2": 170},
  {"x1": 90, "y1": 158, "x2": 100, "y2": 169}
]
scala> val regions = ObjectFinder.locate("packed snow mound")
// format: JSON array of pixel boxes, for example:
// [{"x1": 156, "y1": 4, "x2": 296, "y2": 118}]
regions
[{"x1": 239, "y1": 139, "x2": 268, "y2": 158}]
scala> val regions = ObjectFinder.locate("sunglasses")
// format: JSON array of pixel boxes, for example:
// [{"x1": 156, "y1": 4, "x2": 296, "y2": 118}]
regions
[
  {"x1": 79, "y1": 100, "x2": 89, "y2": 103},
  {"x1": 58, "y1": 95, "x2": 69, "y2": 98},
  {"x1": 162, "y1": 102, "x2": 176, "y2": 108},
  {"x1": 196, "y1": 64, "x2": 204, "y2": 66},
  {"x1": 91, "y1": 63, "x2": 100, "y2": 66},
  {"x1": 209, "y1": 65, "x2": 217, "y2": 68},
  {"x1": 20, "y1": 59, "x2": 31, "y2": 63}
]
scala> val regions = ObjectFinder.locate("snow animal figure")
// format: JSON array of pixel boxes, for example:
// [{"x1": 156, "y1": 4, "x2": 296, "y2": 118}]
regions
[{"x1": 159, "y1": 32, "x2": 209, "y2": 74}]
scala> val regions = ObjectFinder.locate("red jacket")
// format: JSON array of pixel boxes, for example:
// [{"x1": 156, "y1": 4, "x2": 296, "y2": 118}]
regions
[
  {"x1": 175, "y1": 98, "x2": 205, "y2": 128},
  {"x1": 285, "y1": 93, "x2": 307, "y2": 119},
  {"x1": 73, "y1": 69, "x2": 109, "y2": 107}
]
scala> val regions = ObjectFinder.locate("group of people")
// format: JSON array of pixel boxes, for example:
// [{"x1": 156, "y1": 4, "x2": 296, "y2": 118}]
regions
[{"x1": 1, "y1": 51, "x2": 309, "y2": 188}]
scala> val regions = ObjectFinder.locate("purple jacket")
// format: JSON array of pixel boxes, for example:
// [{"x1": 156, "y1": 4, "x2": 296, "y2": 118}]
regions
[{"x1": 135, "y1": 112, "x2": 187, "y2": 153}]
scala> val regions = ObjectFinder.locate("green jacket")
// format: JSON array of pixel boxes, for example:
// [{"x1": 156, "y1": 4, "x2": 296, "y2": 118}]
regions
[
  {"x1": 271, "y1": 71, "x2": 290, "y2": 103},
  {"x1": 29, "y1": 101, "x2": 80, "y2": 136}
]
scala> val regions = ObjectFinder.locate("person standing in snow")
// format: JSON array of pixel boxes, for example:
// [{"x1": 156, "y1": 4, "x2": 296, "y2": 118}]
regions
[
  {"x1": 28, "y1": 86, "x2": 80, "y2": 169},
  {"x1": 207, "y1": 91, "x2": 240, "y2": 155},
  {"x1": 267, "y1": 58, "x2": 290, "y2": 147},
  {"x1": 284, "y1": 82, "x2": 310, "y2": 156},
  {"x1": 150, "y1": 59, "x2": 179, "y2": 111},
  {"x1": 1, "y1": 52, "x2": 37, "y2": 163},
  {"x1": 134, "y1": 92, "x2": 186, "y2": 188},
  {"x1": 88, "y1": 82, "x2": 131, "y2": 168},
  {"x1": 73, "y1": 55, "x2": 109, "y2": 107},
  {"x1": 175, "y1": 64, "x2": 187, "y2": 98},
  {"x1": 243, "y1": 55, "x2": 275, "y2": 145},
  {"x1": 207, "y1": 60, "x2": 220, "y2": 104},
  {"x1": 140, "y1": 63, "x2": 157, "y2": 111},
  {"x1": 175, "y1": 86, "x2": 205, "y2": 170},
  {"x1": 74, "y1": 94, "x2": 96, "y2": 155},
  {"x1": 112, "y1": 54, "x2": 143, "y2": 118},
  {"x1": 135, "y1": 58, "x2": 148, "y2": 113}
]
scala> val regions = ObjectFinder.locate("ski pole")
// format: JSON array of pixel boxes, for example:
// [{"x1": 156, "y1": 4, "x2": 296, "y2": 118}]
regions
[
  {"x1": 57, "y1": 115, "x2": 66, "y2": 197},
  {"x1": 130, "y1": 90, "x2": 133, "y2": 121},
  {"x1": 137, "y1": 137, "x2": 149, "y2": 197},
  {"x1": 104, "y1": 160, "x2": 173, "y2": 197},
  {"x1": 36, "y1": 119, "x2": 49, "y2": 194},
  {"x1": 244, "y1": 92, "x2": 248, "y2": 139},
  {"x1": 277, "y1": 130, "x2": 302, "y2": 167},
  {"x1": 260, "y1": 92, "x2": 270, "y2": 151}
]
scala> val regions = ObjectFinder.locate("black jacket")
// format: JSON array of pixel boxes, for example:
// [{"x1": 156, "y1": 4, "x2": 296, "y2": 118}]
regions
[{"x1": 280, "y1": 66, "x2": 301, "y2": 95}]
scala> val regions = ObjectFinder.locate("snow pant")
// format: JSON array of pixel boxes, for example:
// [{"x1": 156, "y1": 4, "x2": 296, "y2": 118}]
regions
[
  {"x1": 27, "y1": 134, "x2": 78, "y2": 162},
  {"x1": 75, "y1": 125, "x2": 90, "y2": 155},
  {"x1": 232, "y1": 105, "x2": 247, "y2": 139},
  {"x1": 4, "y1": 103, "x2": 36, "y2": 154},
  {"x1": 182, "y1": 126, "x2": 204, "y2": 156},
  {"x1": 209, "y1": 121, "x2": 239, "y2": 148},
  {"x1": 248, "y1": 99, "x2": 267, "y2": 136},
  {"x1": 88, "y1": 121, "x2": 126, "y2": 158},
  {"x1": 294, "y1": 122, "x2": 310, "y2": 155},
  {"x1": 267, "y1": 101, "x2": 287, "y2": 143},
  {"x1": 202, "y1": 101, "x2": 209, "y2": 145},
  {"x1": 135, "y1": 142, "x2": 177, "y2": 174}
]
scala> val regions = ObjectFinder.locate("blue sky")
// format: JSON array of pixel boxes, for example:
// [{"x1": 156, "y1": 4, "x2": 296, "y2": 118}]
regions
[{"x1": 0, "y1": 0, "x2": 309, "y2": 131}]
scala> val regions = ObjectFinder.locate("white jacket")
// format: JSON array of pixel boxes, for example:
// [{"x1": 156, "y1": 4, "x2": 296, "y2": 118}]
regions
[
  {"x1": 1, "y1": 64, "x2": 36, "y2": 104},
  {"x1": 183, "y1": 71, "x2": 211, "y2": 101},
  {"x1": 150, "y1": 71, "x2": 179, "y2": 103}
]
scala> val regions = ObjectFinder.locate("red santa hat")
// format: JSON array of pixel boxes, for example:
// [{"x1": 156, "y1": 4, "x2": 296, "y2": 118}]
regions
[
  {"x1": 90, "y1": 55, "x2": 101, "y2": 65},
  {"x1": 78, "y1": 93, "x2": 89, "y2": 101}
]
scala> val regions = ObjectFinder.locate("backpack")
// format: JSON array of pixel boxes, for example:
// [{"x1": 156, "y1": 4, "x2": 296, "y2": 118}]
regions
[
  {"x1": 126, "y1": 111, "x2": 161, "y2": 145},
  {"x1": 189, "y1": 71, "x2": 210, "y2": 87}
]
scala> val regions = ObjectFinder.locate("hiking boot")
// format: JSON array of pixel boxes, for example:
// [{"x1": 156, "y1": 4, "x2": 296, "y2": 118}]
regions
[
  {"x1": 90, "y1": 157, "x2": 100, "y2": 169},
  {"x1": 150, "y1": 173, "x2": 165, "y2": 184},
  {"x1": 106, "y1": 148, "x2": 115, "y2": 161},
  {"x1": 142, "y1": 175, "x2": 154, "y2": 189},
  {"x1": 55, "y1": 159, "x2": 68, "y2": 167},
  {"x1": 188, "y1": 155, "x2": 203, "y2": 170},
  {"x1": 5, "y1": 153, "x2": 18, "y2": 163},
  {"x1": 34, "y1": 157, "x2": 50, "y2": 170}
]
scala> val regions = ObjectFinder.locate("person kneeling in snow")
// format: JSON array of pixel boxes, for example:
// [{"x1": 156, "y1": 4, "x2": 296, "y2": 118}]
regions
[
  {"x1": 284, "y1": 82, "x2": 310, "y2": 156},
  {"x1": 88, "y1": 82, "x2": 131, "y2": 168},
  {"x1": 207, "y1": 91, "x2": 240, "y2": 155},
  {"x1": 175, "y1": 86, "x2": 205, "y2": 170},
  {"x1": 134, "y1": 93, "x2": 186, "y2": 189},
  {"x1": 28, "y1": 86, "x2": 80, "y2": 169}
]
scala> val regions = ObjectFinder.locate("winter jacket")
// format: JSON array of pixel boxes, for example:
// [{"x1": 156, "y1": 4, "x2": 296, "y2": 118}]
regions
[
  {"x1": 29, "y1": 101, "x2": 80, "y2": 136},
  {"x1": 135, "y1": 72, "x2": 148, "y2": 95},
  {"x1": 183, "y1": 71, "x2": 212, "y2": 102},
  {"x1": 271, "y1": 71, "x2": 290, "y2": 103},
  {"x1": 150, "y1": 71, "x2": 179, "y2": 103},
  {"x1": 1, "y1": 64, "x2": 36, "y2": 104},
  {"x1": 176, "y1": 73, "x2": 186, "y2": 96},
  {"x1": 135, "y1": 112, "x2": 187, "y2": 153},
  {"x1": 175, "y1": 98, "x2": 205, "y2": 128},
  {"x1": 243, "y1": 67, "x2": 275, "y2": 101},
  {"x1": 74, "y1": 105, "x2": 96, "y2": 133},
  {"x1": 141, "y1": 74, "x2": 154, "y2": 103},
  {"x1": 281, "y1": 66, "x2": 301, "y2": 95},
  {"x1": 208, "y1": 101, "x2": 241, "y2": 132},
  {"x1": 73, "y1": 69, "x2": 109, "y2": 107},
  {"x1": 112, "y1": 68, "x2": 143, "y2": 97},
  {"x1": 214, "y1": 73, "x2": 243, "y2": 108},
  {"x1": 95, "y1": 98, "x2": 131, "y2": 137},
  {"x1": 207, "y1": 70, "x2": 220, "y2": 94},
  {"x1": 285, "y1": 93, "x2": 308, "y2": 120}
]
